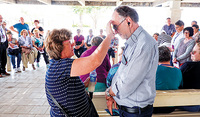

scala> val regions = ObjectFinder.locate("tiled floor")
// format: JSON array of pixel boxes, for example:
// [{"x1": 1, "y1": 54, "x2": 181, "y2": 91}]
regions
[{"x1": 0, "y1": 63, "x2": 50, "y2": 117}]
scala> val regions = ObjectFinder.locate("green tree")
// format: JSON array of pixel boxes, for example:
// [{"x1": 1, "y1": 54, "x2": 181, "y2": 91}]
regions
[{"x1": 72, "y1": 6, "x2": 110, "y2": 29}]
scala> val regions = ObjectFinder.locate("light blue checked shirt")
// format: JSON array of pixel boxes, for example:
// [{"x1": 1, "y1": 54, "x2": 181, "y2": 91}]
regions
[{"x1": 111, "y1": 26, "x2": 158, "y2": 108}]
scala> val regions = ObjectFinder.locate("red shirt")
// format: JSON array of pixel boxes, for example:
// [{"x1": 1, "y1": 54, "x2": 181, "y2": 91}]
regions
[
  {"x1": 74, "y1": 35, "x2": 84, "y2": 45},
  {"x1": 80, "y1": 46, "x2": 111, "y2": 83}
]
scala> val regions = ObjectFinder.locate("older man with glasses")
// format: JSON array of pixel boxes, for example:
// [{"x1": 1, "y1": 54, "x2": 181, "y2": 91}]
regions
[{"x1": 105, "y1": 6, "x2": 158, "y2": 117}]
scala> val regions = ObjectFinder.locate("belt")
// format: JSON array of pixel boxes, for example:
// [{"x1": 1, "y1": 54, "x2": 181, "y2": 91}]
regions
[{"x1": 119, "y1": 105, "x2": 153, "y2": 114}]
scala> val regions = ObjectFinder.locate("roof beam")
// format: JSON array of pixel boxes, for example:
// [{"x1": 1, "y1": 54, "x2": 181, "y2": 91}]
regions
[
  {"x1": 153, "y1": 0, "x2": 171, "y2": 7},
  {"x1": 37, "y1": 0, "x2": 51, "y2": 4},
  {"x1": 116, "y1": 0, "x2": 123, "y2": 6},
  {"x1": 0, "y1": 0, "x2": 15, "y2": 4},
  {"x1": 78, "y1": 0, "x2": 85, "y2": 6}
]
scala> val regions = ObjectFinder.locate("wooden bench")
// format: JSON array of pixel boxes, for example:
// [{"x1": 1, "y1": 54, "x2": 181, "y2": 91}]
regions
[{"x1": 92, "y1": 89, "x2": 200, "y2": 117}]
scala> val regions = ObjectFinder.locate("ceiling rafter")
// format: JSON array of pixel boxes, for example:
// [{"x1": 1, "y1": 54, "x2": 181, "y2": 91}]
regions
[{"x1": 37, "y1": 0, "x2": 51, "y2": 4}]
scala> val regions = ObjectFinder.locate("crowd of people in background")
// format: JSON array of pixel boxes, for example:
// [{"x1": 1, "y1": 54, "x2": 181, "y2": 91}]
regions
[
  {"x1": 0, "y1": 15, "x2": 119, "y2": 76},
  {"x1": 153, "y1": 17, "x2": 200, "y2": 113},
  {"x1": 1, "y1": 6, "x2": 200, "y2": 116}
]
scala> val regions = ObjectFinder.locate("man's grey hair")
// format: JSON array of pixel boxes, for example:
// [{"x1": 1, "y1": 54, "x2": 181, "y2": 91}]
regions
[{"x1": 115, "y1": 6, "x2": 139, "y2": 23}]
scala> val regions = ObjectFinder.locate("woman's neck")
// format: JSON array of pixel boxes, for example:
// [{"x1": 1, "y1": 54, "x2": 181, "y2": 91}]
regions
[{"x1": 158, "y1": 61, "x2": 170, "y2": 65}]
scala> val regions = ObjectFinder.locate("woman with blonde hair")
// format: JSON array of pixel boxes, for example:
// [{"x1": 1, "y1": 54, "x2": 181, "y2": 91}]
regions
[
  {"x1": 45, "y1": 21, "x2": 114, "y2": 116},
  {"x1": 32, "y1": 29, "x2": 49, "y2": 68},
  {"x1": 18, "y1": 29, "x2": 36, "y2": 71}
]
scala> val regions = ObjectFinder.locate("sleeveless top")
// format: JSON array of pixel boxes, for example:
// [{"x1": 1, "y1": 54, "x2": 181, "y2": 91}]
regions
[{"x1": 45, "y1": 58, "x2": 90, "y2": 117}]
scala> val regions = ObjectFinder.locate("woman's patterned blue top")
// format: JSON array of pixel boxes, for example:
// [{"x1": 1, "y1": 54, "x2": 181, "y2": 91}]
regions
[{"x1": 45, "y1": 58, "x2": 90, "y2": 117}]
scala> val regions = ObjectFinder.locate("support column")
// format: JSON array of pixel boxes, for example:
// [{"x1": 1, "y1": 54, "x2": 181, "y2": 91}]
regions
[{"x1": 169, "y1": 0, "x2": 182, "y2": 24}]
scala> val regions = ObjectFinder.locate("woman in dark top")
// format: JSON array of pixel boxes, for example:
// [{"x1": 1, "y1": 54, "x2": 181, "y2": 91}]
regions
[
  {"x1": 74, "y1": 29, "x2": 85, "y2": 58},
  {"x1": 45, "y1": 21, "x2": 114, "y2": 116},
  {"x1": 31, "y1": 20, "x2": 44, "y2": 36},
  {"x1": 173, "y1": 27, "x2": 195, "y2": 67},
  {"x1": 178, "y1": 41, "x2": 200, "y2": 112}
]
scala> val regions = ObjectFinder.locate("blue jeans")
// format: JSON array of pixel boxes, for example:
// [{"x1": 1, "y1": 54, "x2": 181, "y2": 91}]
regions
[
  {"x1": 119, "y1": 106, "x2": 153, "y2": 117},
  {"x1": 9, "y1": 53, "x2": 21, "y2": 68},
  {"x1": 177, "y1": 105, "x2": 200, "y2": 112}
]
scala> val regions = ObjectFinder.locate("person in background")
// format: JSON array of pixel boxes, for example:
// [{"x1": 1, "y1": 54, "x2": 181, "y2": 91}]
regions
[
  {"x1": 32, "y1": 29, "x2": 49, "y2": 68},
  {"x1": 178, "y1": 41, "x2": 200, "y2": 112},
  {"x1": 80, "y1": 36, "x2": 111, "y2": 92},
  {"x1": 45, "y1": 21, "x2": 114, "y2": 116},
  {"x1": 171, "y1": 20, "x2": 185, "y2": 52},
  {"x1": 106, "y1": 6, "x2": 158, "y2": 116},
  {"x1": 108, "y1": 36, "x2": 119, "y2": 65},
  {"x1": 191, "y1": 20, "x2": 197, "y2": 26},
  {"x1": 170, "y1": 20, "x2": 185, "y2": 66},
  {"x1": 74, "y1": 29, "x2": 85, "y2": 58},
  {"x1": 31, "y1": 20, "x2": 44, "y2": 36},
  {"x1": 10, "y1": 17, "x2": 31, "y2": 37},
  {"x1": 3, "y1": 21, "x2": 11, "y2": 72},
  {"x1": 173, "y1": 27, "x2": 195, "y2": 67},
  {"x1": 18, "y1": 29, "x2": 35, "y2": 71},
  {"x1": 2, "y1": 21, "x2": 8, "y2": 31},
  {"x1": 192, "y1": 24, "x2": 199, "y2": 42},
  {"x1": 99, "y1": 29, "x2": 106, "y2": 39},
  {"x1": 153, "y1": 46, "x2": 182, "y2": 114},
  {"x1": 0, "y1": 15, "x2": 10, "y2": 77},
  {"x1": 161, "y1": 17, "x2": 176, "y2": 37},
  {"x1": 157, "y1": 30, "x2": 172, "y2": 47},
  {"x1": 6, "y1": 31, "x2": 21, "y2": 73},
  {"x1": 180, "y1": 40, "x2": 200, "y2": 89},
  {"x1": 153, "y1": 33, "x2": 159, "y2": 41},
  {"x1": 85, "y1": 29, "x2": 94, "y2": 50}
]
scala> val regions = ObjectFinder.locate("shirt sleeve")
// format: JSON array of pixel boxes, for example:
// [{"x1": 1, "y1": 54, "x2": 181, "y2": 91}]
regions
[
  {"x1": 112, "y1": 44, "x2": 158, "y2": 99},
  {"x1": 31, "y1": 28, "x2": 34, "y2": 33},
  {"x1": 173, "y1": 38, "x2": 183, "y2": 59},
  {"x1": 172, "y1": 25, "x2": 176, "y2": 33},
  {"x1": 39, "y1": 27, "x2": 44, "y2": 31},
  {"x1": 13, "y1": 23, "x2": 18, "y2": 28}
]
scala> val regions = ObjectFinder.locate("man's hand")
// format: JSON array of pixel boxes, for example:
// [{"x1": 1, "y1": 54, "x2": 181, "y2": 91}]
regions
[
  {"x1": 106, "y1": 97, "x2": 117, "y2": 115},
  {"x1": 173, "y1": 58, "x2": 177, "y2": 63}
]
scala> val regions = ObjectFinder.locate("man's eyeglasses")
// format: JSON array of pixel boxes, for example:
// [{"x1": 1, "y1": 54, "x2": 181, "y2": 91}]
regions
[{"x1": 113, "y1": 18, "x2": 126, "y2": 31}]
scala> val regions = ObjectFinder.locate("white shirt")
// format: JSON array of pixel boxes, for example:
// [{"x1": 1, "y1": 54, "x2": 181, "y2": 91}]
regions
[
  {"x1": 0, "y1": 25, "x2": 6, "y2": 42},
  {"x1": 171, "y1": 30, "x2": 184, "y2": 50}
]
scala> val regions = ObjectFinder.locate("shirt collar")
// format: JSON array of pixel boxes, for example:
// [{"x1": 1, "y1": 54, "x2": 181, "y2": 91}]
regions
[{"x1": 125, "y1": 26, "x2": 143, "y2": 46}]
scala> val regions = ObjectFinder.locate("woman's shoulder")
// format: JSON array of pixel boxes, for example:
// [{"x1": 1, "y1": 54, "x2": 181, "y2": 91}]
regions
[{"x1": 50, "y1": 58, "x2": 74, "y2": 66}]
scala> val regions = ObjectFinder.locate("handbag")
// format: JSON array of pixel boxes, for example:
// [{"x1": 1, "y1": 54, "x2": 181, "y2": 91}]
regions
[
  {"x1": 7, "y1": 48, "x2": 19, "y2": 56},
  {"x1": 46, "y1": 85, "x2": 99, "y2": 117}
]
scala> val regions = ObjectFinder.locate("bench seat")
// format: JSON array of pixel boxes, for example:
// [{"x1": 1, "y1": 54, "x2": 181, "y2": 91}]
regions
[{"x1": 92, "y1": 89, "x2": 200, "y2": 117}]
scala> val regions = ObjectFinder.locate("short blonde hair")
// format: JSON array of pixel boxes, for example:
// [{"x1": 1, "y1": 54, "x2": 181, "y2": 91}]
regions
[
  {"x1": 45, "y1": 29, "x2": 72, "y2": 60},
  {"x1": 33, "y1": 29, "x2": 39, "y2": 34},
  {"x1": 20, "y1": 29, "x2": 28, "y2": 36}
]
